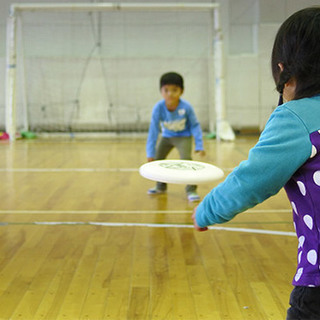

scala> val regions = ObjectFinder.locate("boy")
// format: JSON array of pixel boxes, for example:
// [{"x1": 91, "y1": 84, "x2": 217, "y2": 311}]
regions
[{"x1": 146, "y1": 72, "x2": 205, "y2": 202}]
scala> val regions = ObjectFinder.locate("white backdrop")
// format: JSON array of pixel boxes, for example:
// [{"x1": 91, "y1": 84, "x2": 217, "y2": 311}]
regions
[
  {"x1": 1, "y1": 0, "x2": 320, "y2": 133},
  {"x1": 9, "y1": 6, "x2": 215, "y2": 132}
]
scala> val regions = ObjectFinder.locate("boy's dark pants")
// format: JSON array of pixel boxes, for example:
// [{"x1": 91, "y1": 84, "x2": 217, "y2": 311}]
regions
[
  {"x1": 287, "y1": 286, "x2": 320, "y2": 319},
  {"x1": 155, "y1": 136, "x2": 196, "y2": 193}
]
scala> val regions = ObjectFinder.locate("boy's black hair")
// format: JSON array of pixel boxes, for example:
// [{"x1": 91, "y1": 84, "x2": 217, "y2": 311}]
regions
[
  {"x1": 271, "y1": 7, "x2": 320, "y2": 100},
  {"x1": 160, "y1": 72, "x2": 184, "y2": 90}
]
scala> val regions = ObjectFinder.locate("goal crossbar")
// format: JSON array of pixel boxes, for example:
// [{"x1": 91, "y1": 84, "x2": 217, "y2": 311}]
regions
[{"x1": 9, "y1": 3, "x2": 219, "y2": 14}]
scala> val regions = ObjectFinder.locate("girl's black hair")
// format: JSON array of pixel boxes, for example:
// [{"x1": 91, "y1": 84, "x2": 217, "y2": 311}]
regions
[
  {"x1": 160, "y1": 72, "x2": 184, "y2": 90},
  {"x1": 271, "y1": 7, "x2": 320, "y2": 100}
]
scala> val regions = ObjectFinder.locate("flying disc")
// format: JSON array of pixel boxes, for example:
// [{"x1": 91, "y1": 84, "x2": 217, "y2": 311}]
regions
[{"x1": 139, "y1": 159, "x2": 224, "y2": 184}]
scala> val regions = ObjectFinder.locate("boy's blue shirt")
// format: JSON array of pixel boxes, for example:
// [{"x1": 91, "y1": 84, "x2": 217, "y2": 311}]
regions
[
  {"x1": 196, "y1": 95, "x2": 320, "y2": 228},
  {"x1": 146, "y1": 98, "x2": 203, "y2": 158}
]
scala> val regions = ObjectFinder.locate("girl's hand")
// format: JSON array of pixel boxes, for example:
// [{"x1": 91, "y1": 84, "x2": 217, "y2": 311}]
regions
[
  {"x1": 147, "y1": 157, "x2": 155, "y2": 162},
  {"x1": 192, "y1": 206, "x2": 208, "y2": 232}
]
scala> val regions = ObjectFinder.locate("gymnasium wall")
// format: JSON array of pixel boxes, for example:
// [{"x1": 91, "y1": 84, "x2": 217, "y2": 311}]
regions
[
  {"x1": 0, "y1": 0, "x2": 319, "y2": 132},
  {"x1": 225, "y1": 0, "x2": 320, "y2": 131}
]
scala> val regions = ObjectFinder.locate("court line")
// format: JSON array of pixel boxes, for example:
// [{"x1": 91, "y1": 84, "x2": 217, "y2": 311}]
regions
[
  {"x1": 0, "y1": 210, "x2": 190, "y2": 214},
  {"x1": 88, "y1": 222, "x2": 296, "y2": 237},
  {"x1": 0, "y1": 221, "x2": 296, "y2": 237},
  {"x1": 0, "y1": 168, "x2": 138, "y2": 172},
  {"x1": 0, "y1": 209, "x2": 292, "y2": 215},
  {"x1": 0, "y1": 167, "x2": 234, "y2": 173}
]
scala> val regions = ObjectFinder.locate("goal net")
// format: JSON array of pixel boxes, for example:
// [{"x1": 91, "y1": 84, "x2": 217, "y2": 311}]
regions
[{"x1": 6, "y1": 3, "x2": 234, "y2": 140}]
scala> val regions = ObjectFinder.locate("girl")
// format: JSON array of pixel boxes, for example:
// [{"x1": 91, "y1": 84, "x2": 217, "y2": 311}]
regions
[{"x1": 193, "y1": 7, "x2": 320, "y2": 319}]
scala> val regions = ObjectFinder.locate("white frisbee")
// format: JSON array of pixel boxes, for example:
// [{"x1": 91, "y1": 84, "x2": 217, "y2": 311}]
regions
[{"x1": 139, "y1": 159, "x2": 224, "y2": 184}]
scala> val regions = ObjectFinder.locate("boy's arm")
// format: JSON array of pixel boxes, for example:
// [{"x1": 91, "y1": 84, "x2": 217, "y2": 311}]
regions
[
  {"x1": 195, "y1": 107, "x2": 312, "y2": 228},
  {"x1": 188, "y1": 107, "x2": 204, "y2": 151},
  {"x1": 146, "y1": 107, "x2": 160, "y2": 159}
]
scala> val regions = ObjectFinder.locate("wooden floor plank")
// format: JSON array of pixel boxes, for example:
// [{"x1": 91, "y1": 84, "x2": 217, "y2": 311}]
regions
[
  {"x1": 32, "y1": 226, "x2": 94, "y2": 319},
  {"x1": 0, "y1": 137, "x2": 297, "y2": 319}
]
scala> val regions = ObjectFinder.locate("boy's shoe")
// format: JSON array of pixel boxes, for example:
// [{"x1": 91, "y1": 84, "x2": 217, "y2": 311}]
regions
[
  {"x1": 147, "y1": 187, "x2": 166, "y2": 195},
  {"x1": 187, "y1": 192, "x2": 200, "y2": 202}
]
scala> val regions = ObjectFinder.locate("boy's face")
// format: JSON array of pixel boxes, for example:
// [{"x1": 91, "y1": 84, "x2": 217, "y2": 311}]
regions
[{"x1": 160, "y1": 84, "x2": 183, "y2": 111}]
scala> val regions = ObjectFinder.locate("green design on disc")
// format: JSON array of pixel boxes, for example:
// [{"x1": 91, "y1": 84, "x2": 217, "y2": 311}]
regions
[{"x1": 159, "y1": 162, "x2": 205, "y2": 171}]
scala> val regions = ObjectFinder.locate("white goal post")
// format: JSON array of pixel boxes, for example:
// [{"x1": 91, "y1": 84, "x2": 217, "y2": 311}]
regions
[{"x1": 6, "y1": 2, "x2": 235, "y2": 141}]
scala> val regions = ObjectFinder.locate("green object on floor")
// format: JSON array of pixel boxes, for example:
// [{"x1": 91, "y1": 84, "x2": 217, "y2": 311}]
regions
[
  {"x1": 20, "y1": 131, "x2": 37, "y2": 139},
  {"x1": 205, "y1": 131, "x2": 216, "y2": 139}
]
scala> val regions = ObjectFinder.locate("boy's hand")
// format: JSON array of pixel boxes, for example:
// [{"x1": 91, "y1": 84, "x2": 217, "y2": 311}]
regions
[
  {"x1": 147, "y1": 157, "x2": 154, "y2": 162},
  {"x1": 192, "y1": 206, "x2": 208, "y2": 232},
  {"x1": 195, "y1": 150, "x2": 206, "y2": 157}
]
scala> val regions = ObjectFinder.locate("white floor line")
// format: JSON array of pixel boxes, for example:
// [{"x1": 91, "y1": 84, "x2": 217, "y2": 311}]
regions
[
  {"x1": 0, "y1": 210, "x2": 191, "y2": 214},
  {"x1": 32, "y1": 221, "x2": 296, "y2": 237},
  {"x1": 209, "y1": 225, "x2": 295, "y2": 237},
  {"x1": 0, "y1": 167, "x2": 234, "y2": 173},
  {"x1": 0, "y1": 168, "x2": 138, "y2": 172},
  {"x1": 0, "y1": 209, "x2": 291, "y2": 215}
]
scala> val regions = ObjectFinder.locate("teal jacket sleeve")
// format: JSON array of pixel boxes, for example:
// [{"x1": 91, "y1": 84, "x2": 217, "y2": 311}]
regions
[{"x1": 195, "y1": 106, "x2": 312, "y2": 228}]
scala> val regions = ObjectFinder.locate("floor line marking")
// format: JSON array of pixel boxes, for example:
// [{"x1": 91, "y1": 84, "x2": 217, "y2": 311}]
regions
[
  {"x1": 0, "y1": 209, "x2": 292, "y2": 215},
  {"x1": 0, "y1": 168, "x2": 138, "y2": 172},
  {"x1": 0, "y1": 210, "x2": 191, "y2": 214},
  {"x1": 90, "y1": 222, "x2": 296, "y2": 237},
  {"x1": 3, "y1": 221, "x2": 295, "y2": 237},
  {"x1": 0, "y1": 167, "x2": 234, "y2": 173}
]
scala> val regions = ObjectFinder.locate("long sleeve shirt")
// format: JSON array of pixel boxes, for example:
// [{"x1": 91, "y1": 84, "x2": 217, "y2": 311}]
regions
[
  {"x1": 196, "y1": 95, "x2": 320, "y2": 287},
  {"x1": 146, "y1": 99, "x2": 204, "y2": 159}
]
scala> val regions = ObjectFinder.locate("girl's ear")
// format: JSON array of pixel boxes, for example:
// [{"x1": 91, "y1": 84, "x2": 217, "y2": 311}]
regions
[{"x1": 278, "y1": 63, "x2": 284, "y2": 72}]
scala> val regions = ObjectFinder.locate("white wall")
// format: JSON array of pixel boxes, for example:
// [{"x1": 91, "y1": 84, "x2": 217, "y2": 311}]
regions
[
  {"x1": 1, "y1": 0, "x2": 319, "y2": 132},
  {"x1": 220, "y1": 0, "x2": 320, "y2": 130}
]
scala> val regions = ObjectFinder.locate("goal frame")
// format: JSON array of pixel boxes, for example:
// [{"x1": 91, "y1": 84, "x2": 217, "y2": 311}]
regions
[{"x1": 6, "y1": 2, "x2": 234, "y2": 141}]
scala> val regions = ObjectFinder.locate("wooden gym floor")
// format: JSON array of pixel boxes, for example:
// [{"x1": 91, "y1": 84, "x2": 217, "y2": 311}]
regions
[{"x1": 0, "y1": 136, "x2": 297, "y2": 320}]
